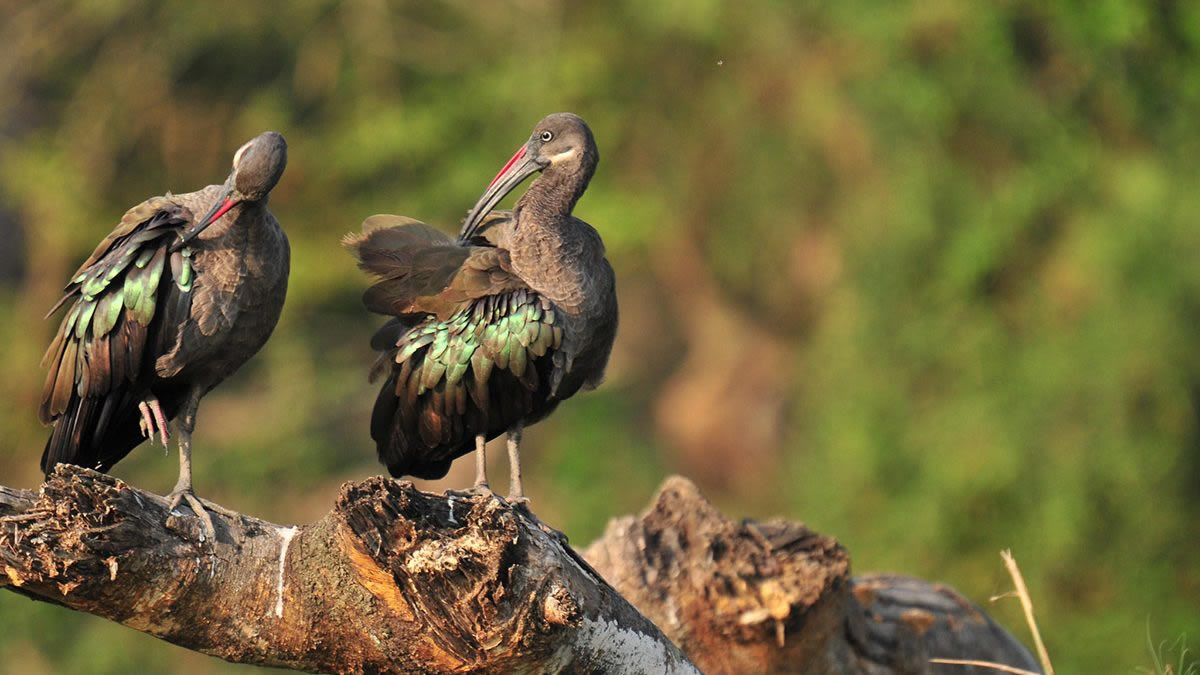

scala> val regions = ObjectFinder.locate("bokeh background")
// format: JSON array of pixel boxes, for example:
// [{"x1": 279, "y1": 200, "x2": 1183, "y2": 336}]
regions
[{"x1": 1, "y1": 1, "x2": 1198, "y2": 672}]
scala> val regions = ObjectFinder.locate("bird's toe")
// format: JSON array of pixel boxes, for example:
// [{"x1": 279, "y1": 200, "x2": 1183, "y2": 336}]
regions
[
  {"x1": 445, "y1": 484, "x2": 497, "y2": 500},
  {"x1": 165, "y1": 489, "x2": 217, "y2": 543},
  {"x1": 504, "y1": 494, "x2": 531, "y2": 507}
]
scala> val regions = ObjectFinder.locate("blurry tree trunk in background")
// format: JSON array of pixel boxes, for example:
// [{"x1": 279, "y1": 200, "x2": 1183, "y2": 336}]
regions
[{"x1": 0, "y1": 467, "x2": 1038, "y2": 674}]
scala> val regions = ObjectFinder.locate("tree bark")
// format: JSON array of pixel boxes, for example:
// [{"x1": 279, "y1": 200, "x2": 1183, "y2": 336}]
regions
[
  {"x1": 582, "y1": 477, "x2": 1041, "y2": 674},
  {"x1": 0, "y1": 467, "x2": 1039, "y2": 674},
  {"x1": 0, "y1": 466, "x2": 696, "y2": 673}
]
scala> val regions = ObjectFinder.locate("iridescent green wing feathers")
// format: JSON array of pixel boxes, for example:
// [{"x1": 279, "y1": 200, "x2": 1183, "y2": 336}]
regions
[
  {"x1": 396, "y1": 288, "x2": 561, "y2": 425},
  {"x1": 376, "y1": 288, "x2": 563, "y2": 475},
  {"x1": 39, "y1": 198, "x2": 194, "y2": 424},
  {"x1": 346, "y1": 216, "x2": 565, "y2": 477}
]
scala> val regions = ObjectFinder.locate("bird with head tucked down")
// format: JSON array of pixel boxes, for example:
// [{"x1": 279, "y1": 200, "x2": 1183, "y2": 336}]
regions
[{"x1": 40, "y1": 131, "x2": 290, "y2": 537}]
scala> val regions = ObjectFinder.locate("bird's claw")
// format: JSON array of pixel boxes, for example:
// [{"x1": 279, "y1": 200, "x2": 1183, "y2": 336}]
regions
[
  {"x1": 137, "y1": 397, "x2": 169, "y2": 448},
  {"x1": 445, "y1": 483, "x2": 497, "y2": 500},
  {"x1": 166, "y1": 488, "x2": 216, "y2": 543}
]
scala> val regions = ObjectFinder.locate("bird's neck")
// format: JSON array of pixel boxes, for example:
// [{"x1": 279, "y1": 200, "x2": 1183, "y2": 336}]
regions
[
  {"x1": 507, "y1": 192, "x2": 607, "y2": 317},
  {"x1": 515, "y1": 163, "x2": 590, "y2": 225}
]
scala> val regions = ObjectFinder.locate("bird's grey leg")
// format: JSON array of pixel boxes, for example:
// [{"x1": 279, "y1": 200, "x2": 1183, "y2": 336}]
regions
[
  {"x1": 166, "y1": 386, "x2": 216, "y2": 540},
  {"x1": 137, "y1": 394, "x2": 169, "y2": 447},
  {"x1": 446, "y1": 434, "x2": 496, "y2": 500},
  {"x1": 473, "y1": 433, "x2": 490, "y2": 491},
  {"x1": 502, "y1": 422, "x2": 559, "y2": 539},
  {"x1": 506, "y1": 422, "x2": 527, "y2": 504}
]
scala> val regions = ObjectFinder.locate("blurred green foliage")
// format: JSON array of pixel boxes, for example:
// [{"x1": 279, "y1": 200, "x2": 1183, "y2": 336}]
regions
[{"x1": 0, "y1": 0, "x2": 1197, "y2": 672}]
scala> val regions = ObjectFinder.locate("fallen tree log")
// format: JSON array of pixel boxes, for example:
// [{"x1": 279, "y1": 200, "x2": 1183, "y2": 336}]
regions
[
  {"x1": 583, "y1": 477, "x2": 1041, "y2": 673},
  {"x1": 0, "y1": 466, "x2": 1038, "y2": 673}
]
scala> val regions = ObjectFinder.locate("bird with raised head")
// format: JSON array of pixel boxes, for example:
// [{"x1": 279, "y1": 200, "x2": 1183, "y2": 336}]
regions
[
  {"x1": 39, "y1": 131, "x2": 290, "y2": 537},
  {"x1": 345, "y1": 113, "x2": 617, "y2": 501}
]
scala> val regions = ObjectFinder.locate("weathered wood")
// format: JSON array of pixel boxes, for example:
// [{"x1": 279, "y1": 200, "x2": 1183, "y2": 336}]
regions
[
  {"x1": 583, "y1": 477, "x2": 1041, "y2": 674},
  {"x1": 0, "y1": 486, "x2": 35, "y2": 517},
  {"x1": 0, "y1": 465, "x2": 696, "y2": 674},
  {"x1": 583, "y1": 476, "x2": 852, "y2": 672},
  {"x1": 846, "y1": 574, "x2": 1042, "y2": 674},
  {"x1": 0, "y1": 468, "x2": 1037, "y2": 674}
]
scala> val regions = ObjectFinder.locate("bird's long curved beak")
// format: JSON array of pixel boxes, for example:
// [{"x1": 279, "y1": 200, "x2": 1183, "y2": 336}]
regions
[
  {"x1": 171, "y1": 181, "x2": 240, "y2": 252},
  {"x1": 458, "y1": 145, "x2": 542, "y2": 241}
]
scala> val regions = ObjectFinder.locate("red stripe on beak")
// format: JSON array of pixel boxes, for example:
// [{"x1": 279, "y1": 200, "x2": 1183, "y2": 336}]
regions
[
  {"x1": 488, "y1": 146, "x2": 527, "y2": 189},
  {"x1": 204, "y1": 197, "x2": 239, "y2": 226}
]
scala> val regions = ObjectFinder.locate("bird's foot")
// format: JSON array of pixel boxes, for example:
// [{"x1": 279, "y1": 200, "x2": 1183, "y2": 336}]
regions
[
  {"x1": 166, "y1": 487, "x2": 217, "y2": 543},
  {"x1": 445, "y1": 483, "x2": 498, "y2": 500},
  {"x1": 137, "y1": 395, "x2": 169, "y2": 448},
  {"x1": 504, "y1": 494, "x2": 531, "y2": 507}
]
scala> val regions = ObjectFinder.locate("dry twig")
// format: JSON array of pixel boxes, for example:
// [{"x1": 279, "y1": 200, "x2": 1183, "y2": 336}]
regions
[
  {"x1": 1001, "y1": 549, "x2": 1055, "y2": 675},
  {"x1": 930, "y1": 657, "x2": 1040, "y2": 674}
]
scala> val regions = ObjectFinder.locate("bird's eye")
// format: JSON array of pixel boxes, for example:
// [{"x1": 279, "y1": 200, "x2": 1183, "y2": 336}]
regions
[{"x1": 540, "y1": 130, "x2": 553, "y2": 142}]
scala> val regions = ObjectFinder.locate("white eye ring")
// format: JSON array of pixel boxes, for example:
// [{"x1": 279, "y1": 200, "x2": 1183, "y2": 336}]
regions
[{"x1": 540, "y1": 130, "x2": 553, "y2": 142}]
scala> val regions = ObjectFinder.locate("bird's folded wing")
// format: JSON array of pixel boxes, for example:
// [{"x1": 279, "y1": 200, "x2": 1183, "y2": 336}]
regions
[{"x1": 39, "y1": 198, "x2": 193, "y2": 423}]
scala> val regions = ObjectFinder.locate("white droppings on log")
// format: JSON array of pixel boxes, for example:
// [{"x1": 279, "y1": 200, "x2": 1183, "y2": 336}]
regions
[
  {"x1": 556, "y1": 617, "x2": 700, "y2": 674},
  {"x1": 273, "y1": 526, "x2": 298, "y2": 618},
  {"x1": 540, "y1": 527, "x2": 695, "y2": 672}
]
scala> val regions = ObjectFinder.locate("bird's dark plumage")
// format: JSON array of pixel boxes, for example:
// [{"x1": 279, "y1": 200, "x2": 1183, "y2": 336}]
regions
[
  {"x1": 39, "y1": 132, "x2": 290, "y2": 534},
  {"x1": 347, "y1": 113, "x2": 617, "y2": 492},
  {"x1": 346, "y1": 216, "x2": 566, "y2": 479},
  {"x1": 40, "y1": 198, "x2": 197, "y2": 473}
]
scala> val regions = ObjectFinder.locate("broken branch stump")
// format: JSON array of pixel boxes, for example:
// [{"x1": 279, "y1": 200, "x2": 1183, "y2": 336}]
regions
[{"x1": 583, "y1": 477, "x2": 1041, "y2": 674}]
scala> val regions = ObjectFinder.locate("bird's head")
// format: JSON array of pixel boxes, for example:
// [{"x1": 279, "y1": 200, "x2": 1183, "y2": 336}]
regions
[
  {"x1": 231, "y1": 131, "x2": 288, "y2": 202},
  {"x1": 521, "y1": 112, "x2": 596, "y2": 176},
  {"x1": 459, "y1": 113, "x2": 597, "y2": 240},
  {"x1": 174, "y1": 131, "x2": 288, "y2": 249}
]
